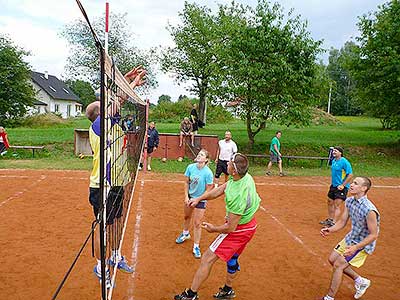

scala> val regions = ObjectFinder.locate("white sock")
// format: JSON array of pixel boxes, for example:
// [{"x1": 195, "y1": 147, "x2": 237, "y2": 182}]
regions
[
  {"x1": 214, "y1": 183, "x2": 218, "y2": 188},
  {"x1": 193, "y1": 243, "x2": 199, "y2": 249},
  {"x1": 324, "y1": 295, "x2": 334, "y2": 300},
  {"x1": 183, "y1": 230, "x2": 189, "y2": 235},
  {"x1": 96, "y1": 260, "x2": 102, "y2": 272}
]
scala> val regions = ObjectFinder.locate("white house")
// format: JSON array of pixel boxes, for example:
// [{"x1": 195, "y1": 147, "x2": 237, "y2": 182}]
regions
[{"x1": 30, "y1": 71, "x2": 82, "y2": 118}]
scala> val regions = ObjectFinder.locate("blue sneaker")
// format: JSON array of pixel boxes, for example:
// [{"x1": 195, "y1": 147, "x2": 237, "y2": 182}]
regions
[
  {"x1": 108, "y1": 256, "x2": 134, "y2": 273},
  {"x1": 93, "y1": 265, "x2": 112, "y2": 289},
  {"x1": 193, "y1": 246, "x2": 201, "y2": 259},
  {"x1": 176, "y1": 232, "x2": 191, "y2": 244}
]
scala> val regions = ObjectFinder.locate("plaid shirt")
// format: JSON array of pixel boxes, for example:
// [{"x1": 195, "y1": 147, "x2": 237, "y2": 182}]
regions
[{"x1": 345, "y1": 195, "x2": 380, "y2": 254}]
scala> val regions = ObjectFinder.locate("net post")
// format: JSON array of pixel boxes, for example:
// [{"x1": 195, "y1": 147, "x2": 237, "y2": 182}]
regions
[
  {"x1": 99, "y1": 47, "x2": 108, "y2": 300},
  {"x1": 105, "y1": 2, "x2": 109, "y2": 54},
  {"x1": 143, "y1": 99, "x2": 150, "y2": 172}
]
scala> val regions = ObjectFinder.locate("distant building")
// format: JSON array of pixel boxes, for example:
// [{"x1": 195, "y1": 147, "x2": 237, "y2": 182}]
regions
[{"x1": 30, "y1": 71, "x2": 82, "y2": 118}]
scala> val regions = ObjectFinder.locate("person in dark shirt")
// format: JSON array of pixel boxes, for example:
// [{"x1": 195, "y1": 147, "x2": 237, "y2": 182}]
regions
[
  {"x1": 190, "y1": 104, "x2": 199, "y2": 134},
  {"x1": 146, "y1": 121, "x2": 159, "y2": 171}
]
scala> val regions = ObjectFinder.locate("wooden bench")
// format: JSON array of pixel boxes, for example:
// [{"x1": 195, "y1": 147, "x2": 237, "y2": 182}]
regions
[
  {"x1": 10, "y1": 146, "x2": 44, "y2": 158},
  {"x1": 245, "y1": 154, "x2": 330, "y2": 168}
]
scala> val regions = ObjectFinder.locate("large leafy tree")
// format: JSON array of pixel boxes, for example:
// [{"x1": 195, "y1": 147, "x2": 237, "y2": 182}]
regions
[
  {"x1": 61, "y1": 12, "x2": 157, "y2": 92},
  {"x1": 0, "y1": 34, "x2": 35, "y2": 126},
  {"x1": 161, "y1": 2, "x2": 217, "y2": 123},
  {"x1": 65, "y1": 79, "x2": 96, "y2": 108},
  {"x1": 350, "y1": 0, "x2": 400, "y2": 128},
  {"x1": 327, "y1": 42, "x2": 361, "y2": 116},
  {"x1": 211, "y1": 1, "x2": 322, "y2": 148}
]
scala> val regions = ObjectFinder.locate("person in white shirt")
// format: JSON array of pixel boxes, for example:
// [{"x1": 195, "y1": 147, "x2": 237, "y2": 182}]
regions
[{"x1": 214, "y1": 131, "x2": 237, "y2": 186}]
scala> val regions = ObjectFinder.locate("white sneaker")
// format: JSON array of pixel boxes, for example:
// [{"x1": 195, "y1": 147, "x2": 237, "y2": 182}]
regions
[
  {"x1": 354, "y1": 278, "x2": 371, "y2": 299},
  {"x1": 147, "y1": 165, "x2": 151, "y2": 171}
]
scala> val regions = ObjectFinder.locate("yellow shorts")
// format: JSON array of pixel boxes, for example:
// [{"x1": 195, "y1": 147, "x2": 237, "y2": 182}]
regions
[{"x1": 334, "y1": 239, "x2": 368, "y2": 268}]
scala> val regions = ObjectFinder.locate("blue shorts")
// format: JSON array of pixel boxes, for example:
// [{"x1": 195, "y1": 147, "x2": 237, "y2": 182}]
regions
[{"x1": 189, "y1": 194, "x2": 207, "y2": 209}]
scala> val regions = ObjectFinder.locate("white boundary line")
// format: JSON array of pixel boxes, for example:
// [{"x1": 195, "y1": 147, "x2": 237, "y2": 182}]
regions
[
  {"x1": 0, "y1": 175, "x2": 46, "y2": 207},
  {"x1": 259, "y1": 205, "x2": 353, "y2": 291},
  {"x1": 127, "y1": 179, "x2": 145, "y2": 300}
]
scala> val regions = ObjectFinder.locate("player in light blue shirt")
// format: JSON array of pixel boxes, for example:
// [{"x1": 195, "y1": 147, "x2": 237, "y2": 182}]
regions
[
  {"x1": 320, "y1": 146, "x2": 353, "y2": 227},
  {"x1": 176, "y1": 149, "x2": 214, "y2": 259}
]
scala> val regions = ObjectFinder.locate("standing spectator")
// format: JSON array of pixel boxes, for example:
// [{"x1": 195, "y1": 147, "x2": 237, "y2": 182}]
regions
[
  {"x1": 190, "y1": 103, "x2": 199, "y2": 134},
  {"x1": 214, "y1": 131, "x2": 237, "y2": 186},
  {"x1": 146, "y1": 121, "x2": 159, "y2": 171},
  {"x1": 319, "y1": 176, "x2": 380, "y2": 300},
  {"x1": 179, "y1": 117, "x2": 194, "y2": 147},
  {"x1": 174, "y1": 153, "x2": 261, "y2": 300},
  {"x1": 0, "y1": 126, "x2": 10, "y2": 156},
  {"x1": 320, "y1": 146, "x2": 353, "y2": 227},
  {"x1": 266, "y1": 131, "x2": 284, "y2": 176}
]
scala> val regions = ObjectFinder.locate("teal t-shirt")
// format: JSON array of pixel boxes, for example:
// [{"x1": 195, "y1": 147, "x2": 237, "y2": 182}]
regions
[
  {"x1": 269, "y1": 136, "x2": 280, "y2": 155},
  {"x1": 184, "y1": 163, "x2": 213, "y2": 198},
  {"x1": 224, "y1": 173, "x2": 261, "y2": 224},
  {"x1": 331, "y1": 157, "x2": 352, "y2": 188}
]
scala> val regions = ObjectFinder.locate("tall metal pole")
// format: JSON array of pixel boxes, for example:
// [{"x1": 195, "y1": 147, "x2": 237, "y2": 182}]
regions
[
  {"x1": 327, "y1": 84, "x2": 332, "y2": 114},
  {"x1": 105, "y1": 2, "x2": 109, "y2": 54}
]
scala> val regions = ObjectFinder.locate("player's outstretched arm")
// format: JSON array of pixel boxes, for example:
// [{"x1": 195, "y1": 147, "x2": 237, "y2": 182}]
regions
[
  {"x1": 321, "y1": 205, "x2": 349, "y2": 237},
  {"x1": 189, "y1": 182, "x2": 227, "y2": 207},
  {"x1": 202, "y1": 212, "x2": 241, "y2": 234}
]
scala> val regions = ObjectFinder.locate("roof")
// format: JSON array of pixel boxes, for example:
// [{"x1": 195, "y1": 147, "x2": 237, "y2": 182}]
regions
[
  {"x1": 31, "y1": 71, "x2": 80, "y2": 102},
  {"x1": 33, "y1": 100, "x2": 47, "y2": 106}
]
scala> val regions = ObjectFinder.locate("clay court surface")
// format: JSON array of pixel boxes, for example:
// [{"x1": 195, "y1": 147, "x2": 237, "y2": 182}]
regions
[{"x1": 0, "y1": 169, "x2": 399, "y2": 300}]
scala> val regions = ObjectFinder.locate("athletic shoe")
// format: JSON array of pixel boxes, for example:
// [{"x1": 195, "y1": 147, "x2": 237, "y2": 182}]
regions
[
  {"x1": 93, "y1": 265, "x2": 112, "y2": 289},
  {"x1": 319, "y1": 218, "x2": 334, "y2": 226},
  {"x1": 354, "y1": 278, "x2": 371, "y2": 299},
  {"x1": 147, "y1": 165, "x2": 151, "y2": 171},
  {"x1": 0, "y1": 151, "x2": 7, "y2": 156},
  {"x1": 176, "y1": 232, "x2": 191, "y2": 244},
  {"x1": 213, "y1": 287, "x2": 236, "y2": 299},
  {"x1": 174, "y1": 289, "x2": 199, "y2": 300},
  {"x1": 279, "y1": 172, "x2": 286, "y2": 177},
  {"x1": 193, "y1": 246, "x2": 201, "y2": 259},
  {"x1": 108, "y1": 256, "x2": 134, "y2": 273},
  {"x1": 265, "y1": 171, "x2": 272, "y2": 176}
]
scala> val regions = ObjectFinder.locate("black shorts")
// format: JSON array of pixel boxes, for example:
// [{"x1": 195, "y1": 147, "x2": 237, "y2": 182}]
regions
[
  {"x1": 147, "y1": 146, "x2": 154, "y2": 154},
  {"x1": 0, "y1": 143, "x2": 6, "y2": 153},
  {"x1": 188, "y1": 194, "x2": 207, "y2": 209},
  {"x1": 89, "y1": 186, "x2": 124, "y2": 225},
  {"x1": 327, "y1": 185, "x2": 348, "y2": 201},
  {"x1": 215, "y1": 159, "x2": 229, "y2": 178}
]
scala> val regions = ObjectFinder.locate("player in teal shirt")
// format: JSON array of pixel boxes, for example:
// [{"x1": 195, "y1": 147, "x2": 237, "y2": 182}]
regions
[
  {"x1": 266, "y1": 131, "x2": 284, "y2": 176},
  {"x1": 175, "y1": 149, "x2": 214, "y2": 259},
  {"x1": 175, "y1": 153, "x2": 261, "y2": 300},
  {"x1": 320, "y1": 146, "x2": 353, "y2": 228}
]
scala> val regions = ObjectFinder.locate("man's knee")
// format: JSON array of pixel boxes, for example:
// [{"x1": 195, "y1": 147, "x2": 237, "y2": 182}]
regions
[
  {"x1": 226, "y1": 254, "x2": 240, "y2": 274},
  {"x1": 332, "y1": 257, "x2": 348, "y2": 270},
  {"x1": 200, "y1": 249, "x2": 218, "y2": 266}
]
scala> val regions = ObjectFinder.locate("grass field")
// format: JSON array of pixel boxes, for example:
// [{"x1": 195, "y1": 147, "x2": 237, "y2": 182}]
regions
[{"x1": 1, "y1": 116, "x2": 399, "y2": 176}]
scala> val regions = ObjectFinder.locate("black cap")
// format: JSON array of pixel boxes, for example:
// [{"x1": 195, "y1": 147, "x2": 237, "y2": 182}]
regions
[{"x1": 334, "y1": 146, "x2": 344, "y2": 155}]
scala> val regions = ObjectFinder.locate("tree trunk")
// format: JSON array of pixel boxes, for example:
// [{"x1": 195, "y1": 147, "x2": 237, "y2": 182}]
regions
[
  {"x1": 246, "y1": 113, "x2": 255, "y2": 150},
  {"x1": 198, "y1": 92, "x2": 206, "y2": 123}
]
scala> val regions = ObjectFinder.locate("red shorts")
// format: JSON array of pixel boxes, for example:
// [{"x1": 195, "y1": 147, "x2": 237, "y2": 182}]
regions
[{"x1": 209, "y1": 218, "x2": 257, "y2": 262}]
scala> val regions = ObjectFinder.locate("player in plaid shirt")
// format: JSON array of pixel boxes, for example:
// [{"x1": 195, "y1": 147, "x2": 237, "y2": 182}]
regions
[{"x1": 318, "y1": 177, "x2": 380, "y2": 300}]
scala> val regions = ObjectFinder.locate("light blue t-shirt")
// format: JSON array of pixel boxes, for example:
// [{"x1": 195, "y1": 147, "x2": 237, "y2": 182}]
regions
[
  {"x1": 184, "y1": 163, "x2": 214, "y2": 198},
  {"x1": 331, "y1": 157, "x2": 352, "y2": 188}
]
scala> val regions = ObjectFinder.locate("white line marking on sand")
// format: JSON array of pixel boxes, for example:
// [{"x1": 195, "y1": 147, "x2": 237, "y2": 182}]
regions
[
  {"x1": 128, "y1": 179, "x2": 145, "y2": 300},
  {"x1": 0, "y1": 175, "x2": 47, "y2": 208}
]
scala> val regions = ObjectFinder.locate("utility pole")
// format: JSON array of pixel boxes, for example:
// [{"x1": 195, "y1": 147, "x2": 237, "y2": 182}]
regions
[{"x1": 327, "y1": 84, "x2": 332, "y2": 114}]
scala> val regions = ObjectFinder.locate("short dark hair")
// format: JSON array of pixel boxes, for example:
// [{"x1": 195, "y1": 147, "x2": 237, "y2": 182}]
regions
[
  {"x1": 359, "y1": 176, "x2": 372, "y2": 192},
  {"x1": 233, "y1": 153, "x2": 249, "y2": 176},
  {"x1": 276, "y1": 130, "x2": 282, "y2": 135},
  {"x1": 334, "y1": 146, "x2": 344, "y2": 156}
]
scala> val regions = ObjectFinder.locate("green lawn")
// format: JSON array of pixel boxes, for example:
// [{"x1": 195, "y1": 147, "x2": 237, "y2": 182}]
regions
[{"x1": 1, "y1": 116, "x2": 399, "y2": 177}]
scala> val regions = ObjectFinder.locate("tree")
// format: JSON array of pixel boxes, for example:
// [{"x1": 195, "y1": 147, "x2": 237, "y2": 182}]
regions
[
  {"x1": 158, "y1": 94, "x2": 172, "y2": 104},
  {"x1": 61, "y1": 12, "x2": 157, "y2": 92},
  {"x1": 161, "y1": 2, "x2": 217, "y2": 123},
  {"x1": 65, "y1": 79, "x2": 96, "y2": 108},
  {"x1": 349, "y1": 0, "x2": 400, "y2": 128},
  {"x1": 313, "y1": 61, "x2": 333, "y2": 112},
  {"x1": 327, "y1": 42, "x2": 361, "y2": 116},
  {"x1": 211, "y1": 1, "x2": 322, "y2": 148},
  {"x1": 0, "y1": 34, "x2": 35, "y2": 126}
]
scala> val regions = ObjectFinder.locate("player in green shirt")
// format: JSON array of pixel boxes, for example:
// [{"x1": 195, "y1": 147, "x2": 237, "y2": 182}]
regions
[
  {"x1": 174, "y1": 153, "x2": 261, "y2": 300},
  {"x1": 266, "y1": 130, "x2": 284, "y2": 176}
]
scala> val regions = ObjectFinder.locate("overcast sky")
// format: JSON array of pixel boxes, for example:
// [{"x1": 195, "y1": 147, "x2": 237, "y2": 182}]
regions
[{"x1": 0, "y1": 0, "x2": 387, "y2": 103}]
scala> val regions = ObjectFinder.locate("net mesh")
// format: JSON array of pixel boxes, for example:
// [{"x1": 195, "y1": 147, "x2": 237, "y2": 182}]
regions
[{"x1": 101, "y1": 53, "x2": 147, "y2": 298}]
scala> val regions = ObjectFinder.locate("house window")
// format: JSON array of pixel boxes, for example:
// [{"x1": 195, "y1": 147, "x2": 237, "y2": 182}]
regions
[
  {"x1": 49, "y1": 86, "x2": 57, "y2": 92},
  {"x1": 54, "y1": 104, "x2": 59, "y2": 112},
  {"x1": 67, "y1": 105, "x2": 71, "y2": 117},
  {"x1": 63, "y1": 88, "x2": 70, "y2": 94}
]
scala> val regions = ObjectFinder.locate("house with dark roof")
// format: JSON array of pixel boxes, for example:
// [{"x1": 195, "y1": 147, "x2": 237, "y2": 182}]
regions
[{"x1": 30, "y1": 71, "x2": 82, "y2": 118}]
